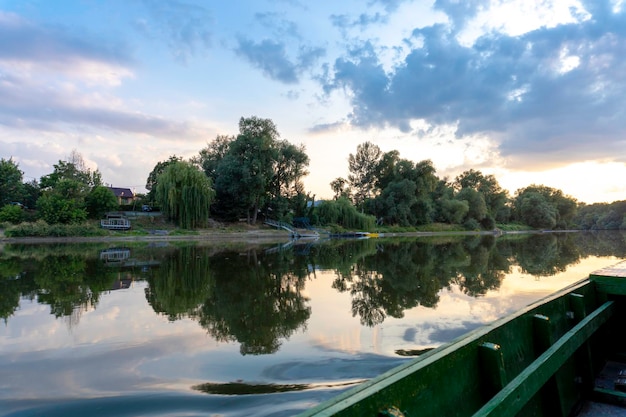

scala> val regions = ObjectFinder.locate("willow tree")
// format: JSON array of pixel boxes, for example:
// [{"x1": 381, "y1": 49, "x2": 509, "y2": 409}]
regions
[{"x1": 156, "y1": 161, "x2": 215, "y2": 229}]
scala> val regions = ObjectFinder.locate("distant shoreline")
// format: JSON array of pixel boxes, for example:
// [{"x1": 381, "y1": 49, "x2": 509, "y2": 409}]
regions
[{"x1": 0, "y1": 228, "x2": 575, "y2": 245}]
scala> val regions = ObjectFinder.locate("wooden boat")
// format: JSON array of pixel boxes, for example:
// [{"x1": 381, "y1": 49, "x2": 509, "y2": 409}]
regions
[{"x1": 299, "y1": 261, "x2": 626, "y2": 417}]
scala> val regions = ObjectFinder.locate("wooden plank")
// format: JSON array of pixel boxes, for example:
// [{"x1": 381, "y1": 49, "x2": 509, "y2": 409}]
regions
[
  {"x1": 479, "y1": 342, "x2": 508, "y2": 398},
  {"x1": 472, "y1": 301, "x2": 615, "y2": 417},
  {"x1": 591, "y1": 261, "x2": 626, "y2": 296},
  {"x1": 532, "y1": 314, "x2": 564, "y2": 416}
]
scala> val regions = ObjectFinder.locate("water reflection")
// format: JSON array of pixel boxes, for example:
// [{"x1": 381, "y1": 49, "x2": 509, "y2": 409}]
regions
[{"x1": 2, "y1": 231, "x2": 626, "y2": 353}]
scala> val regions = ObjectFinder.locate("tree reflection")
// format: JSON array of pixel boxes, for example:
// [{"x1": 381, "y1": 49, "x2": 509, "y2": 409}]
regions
[
  {"x1": 145, "y1": 245, "x2": 213, "y2": 321},
  {"x1": 453, "y1": 236, "x2": 509, "y2": 297},
  {"x1": 197, "y1": 249, "x2": 311, "y2": 355},
  {"x1": 34, "y1": 255, "x2": 116, "y2": 323},
  {"x1": 2, "y1": 231, "x2": 626, "y2": 343},
  {"x1": 514, "y1": 233, "x2": 581, "y2": 276},
  {"x1": 0, "y1": 257, "x2": 35, "y2": 322},
  {"x1": 331, "y1": 236, "x2": 509, "y2": 326}
]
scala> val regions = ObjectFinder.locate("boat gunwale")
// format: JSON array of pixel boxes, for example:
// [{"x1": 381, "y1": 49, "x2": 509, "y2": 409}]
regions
[{"x1": 299, "y1": 277, "x2": 596, "y2": 416}]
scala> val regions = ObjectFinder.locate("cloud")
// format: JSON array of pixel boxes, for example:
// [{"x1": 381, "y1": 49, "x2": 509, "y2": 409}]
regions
[
  {"x1": 235, "y1": 38, "x2": 325, "y2": 84},
  {"x1": 255, "y1": 12, "x2": 301, "y2": 39},
  {"x1": 433, "y1": 0, "x2": 483, "y2": 31},
  {"x1": 135, "y1": 0, "x2": 213, "y2": 63},
  {"x1": 323, "y1": 2, "x2": 626, "y2": 167},
  {"x1": 0, "y1": 10, "x2": 205, "y2": 141},
  {"x1": 369, "y1": 0, "x2": 408, "y2": 13},
  {"x1": 0, "y1": 63, "x2": 196, "y2": 140},
  {"x1": 330, "y1": 12, "x2": 388, "y2": 32},
  {"x1": 308, "y1": 120, "x2": 349, "y2": 134},
  {"x1": 0, "y1": 11, "x2": 133, "y2": 84}
]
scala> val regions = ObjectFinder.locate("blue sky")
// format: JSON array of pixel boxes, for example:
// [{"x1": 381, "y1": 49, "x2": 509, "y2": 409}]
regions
[{"x1": 1, "y1": 0, "x2": 625, "y2": 203}]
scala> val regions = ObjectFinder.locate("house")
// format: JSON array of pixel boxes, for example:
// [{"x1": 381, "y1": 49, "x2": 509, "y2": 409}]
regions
[{"x1": 108, "y1": 187, "x2": 135, "y2": 205}]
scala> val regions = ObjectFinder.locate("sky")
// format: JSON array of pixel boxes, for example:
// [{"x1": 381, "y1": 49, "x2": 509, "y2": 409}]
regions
[{"x1": 1, "y1": 0, "x2": 625, "y2": 204}]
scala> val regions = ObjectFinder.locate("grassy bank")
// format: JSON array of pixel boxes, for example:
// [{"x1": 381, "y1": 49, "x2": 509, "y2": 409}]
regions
[{"x1": 1, "y1": 214, "x2": 540, "y2": 242}]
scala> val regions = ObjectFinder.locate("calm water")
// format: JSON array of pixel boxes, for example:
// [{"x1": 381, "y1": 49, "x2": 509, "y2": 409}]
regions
[{"x1": 1, "y1": 231, "x2": 626, "y2": 417}]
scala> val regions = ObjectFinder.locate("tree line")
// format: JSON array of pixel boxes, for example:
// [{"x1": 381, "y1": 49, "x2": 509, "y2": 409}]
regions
[{"x1": 1, "y1": 116, "x2": 625, "y2": 230}]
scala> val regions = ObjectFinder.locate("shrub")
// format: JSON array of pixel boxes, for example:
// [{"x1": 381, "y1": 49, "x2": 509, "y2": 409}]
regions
[
  {"x1": 4, "y1": 221, "x2": 107, "y2": 237},
  {"x1": 0, "y1": 204, "x2": 24, "y2": 224}
]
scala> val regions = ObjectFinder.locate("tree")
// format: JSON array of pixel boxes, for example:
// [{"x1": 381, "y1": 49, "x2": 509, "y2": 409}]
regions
[
  {"x1": 314, "y1": 197, "x2": 376, "y2": 230},
  {"x1": 155, "y1": 161, "x2": 215, "y2": 229},
  {"x1": 215, "y1": 129, "x2": 276, "y2": 223},
  {"x1": 39, "y1": 150, "x2": 102, "y2": 192},
  {"x1": 513, "y1": 185, "x2": 577, "y2": 229},
  {"x1": 330, "y1": 177, "x2": 351, "y2": 200},
  {"x1": 213, "y1": 116, "x2": 307, "y2": 224},
  {"x1": 22, "y1": 179, "x2": 41, "y2": 209},
  {"x1": 201, "y1": 117, "x2": 311, "y2": 224},
  {"x1": 145, "y1": 155, "x2": 183, "y2": 202},
  {"x1": 454, "y1": 169, "x2": 509, "y2": 223},
  {"x1": 195, "y1": 135, "x2": 234, "y2": 181},
  {"x1": 0, "y1": 158, "x2": 25, "y2": 206},
  {"x1": 266, "y1": 140, "x2": 310, "y2": 220},
  {"x1": 379, "y1": 179, "x2": 417, "y2": 226},
  {"x1": 36, "y1": 151, "x2": 99, "y2": 224},
  {"x1": 36, "y1": 190, "x2": 88, "y2": 224},
  {"x1": 85, "y1": 186, "x2": 119, "y2": 219},
  {"x1": 348, "y1": 142, "x2": 382, "y2": 208},
  {"x1": 517, "y1": 192, "x2": 558, "y2": 229},
  {"x1": 0, "y1": 204, "x2": 24, "y2": 224},
  {"x1": 374, "y1": 150, "x2": 401, "y2": 191},
  {"x1": 456, "y1": 188, "x2": 488, "y2": 226},
  {"x1": 270, "y1": 140, "x2": 309, "y2": 200}
]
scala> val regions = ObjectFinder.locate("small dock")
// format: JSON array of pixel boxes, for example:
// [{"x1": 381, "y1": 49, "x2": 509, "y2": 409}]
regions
[
  {"x1": 100, "y1": 213, "x2": 131, "y2": 230},
  {"x1": 264, "y1": 219, "x2": 319, "y2": 239}
]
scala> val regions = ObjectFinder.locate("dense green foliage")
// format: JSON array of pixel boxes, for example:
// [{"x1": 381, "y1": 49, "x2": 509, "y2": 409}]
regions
[
  {"x1": 0, "y1": 204, "x2": 24, "y2": 224},
  {"x1": 36, "y1": 151, "x2": 105, "y2": 225},
  {"x1": 573, "y1": 200, "x2": 626, "y2": 230},
  {"x1": 155, "y1": 161, "x2": 215, "y2": 229},
  {"x1": 197, "y1": 116, "x2": 310, "y2": 224},
  {"x1": 512, "y1": 185, "x2": 578, "y2": 229},
  {"x1": 313, "y1": 197, "x2": 376, "y2": 230},
  {"x1": 145, "y1": 155, "x2": 183, "y2": 202},
  {"x1": 0, "y1": 158, "x2": 25, "y2": 207},
  {"x1": 0, "y1": 118, "x2": 611, "y2": 233},
  {"x1": 85, "y1": 185, "x2": 120, "y2": 219}
]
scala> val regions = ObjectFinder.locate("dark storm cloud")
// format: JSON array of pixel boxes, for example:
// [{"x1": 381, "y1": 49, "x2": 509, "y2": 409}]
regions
[
  {"x1": 235, "y1": 38, "x2": 325, "y2": 84},
  {"x1": 0, "y1": 11, "x2": 131, "y2": 67},
  {"x1": 323, "y1": 1, "x2": 626, "y2": 166},
  {"x1": 136, "y1": 0, "x2": 213, "y2": 63}
]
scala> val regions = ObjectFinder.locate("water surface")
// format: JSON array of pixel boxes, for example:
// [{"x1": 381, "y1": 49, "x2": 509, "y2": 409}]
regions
[{"x1": 1, "y1": 231, "x2": 625, "y2": 416}]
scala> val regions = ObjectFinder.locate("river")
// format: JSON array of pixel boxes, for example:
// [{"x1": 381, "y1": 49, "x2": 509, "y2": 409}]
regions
[{"x1": 1, "y1": 231, "x2": 625, "y2": 416}]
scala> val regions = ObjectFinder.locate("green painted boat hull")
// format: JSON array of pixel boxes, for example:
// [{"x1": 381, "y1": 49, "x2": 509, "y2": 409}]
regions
[{"x1": 299, "y1": 262, "x2": 626, "y2": 417}]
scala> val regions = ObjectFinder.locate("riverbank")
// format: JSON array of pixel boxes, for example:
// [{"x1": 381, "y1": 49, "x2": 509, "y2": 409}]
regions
[
  {"x1": 0, "y1": 227, "x2": 295, "y2": 245},
  {"x1": 0, "y1": 226, "x2": 563, "y2": 245},
  {"x1": 0, "y1": 214, "x2": 567, "y2": 245}
]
